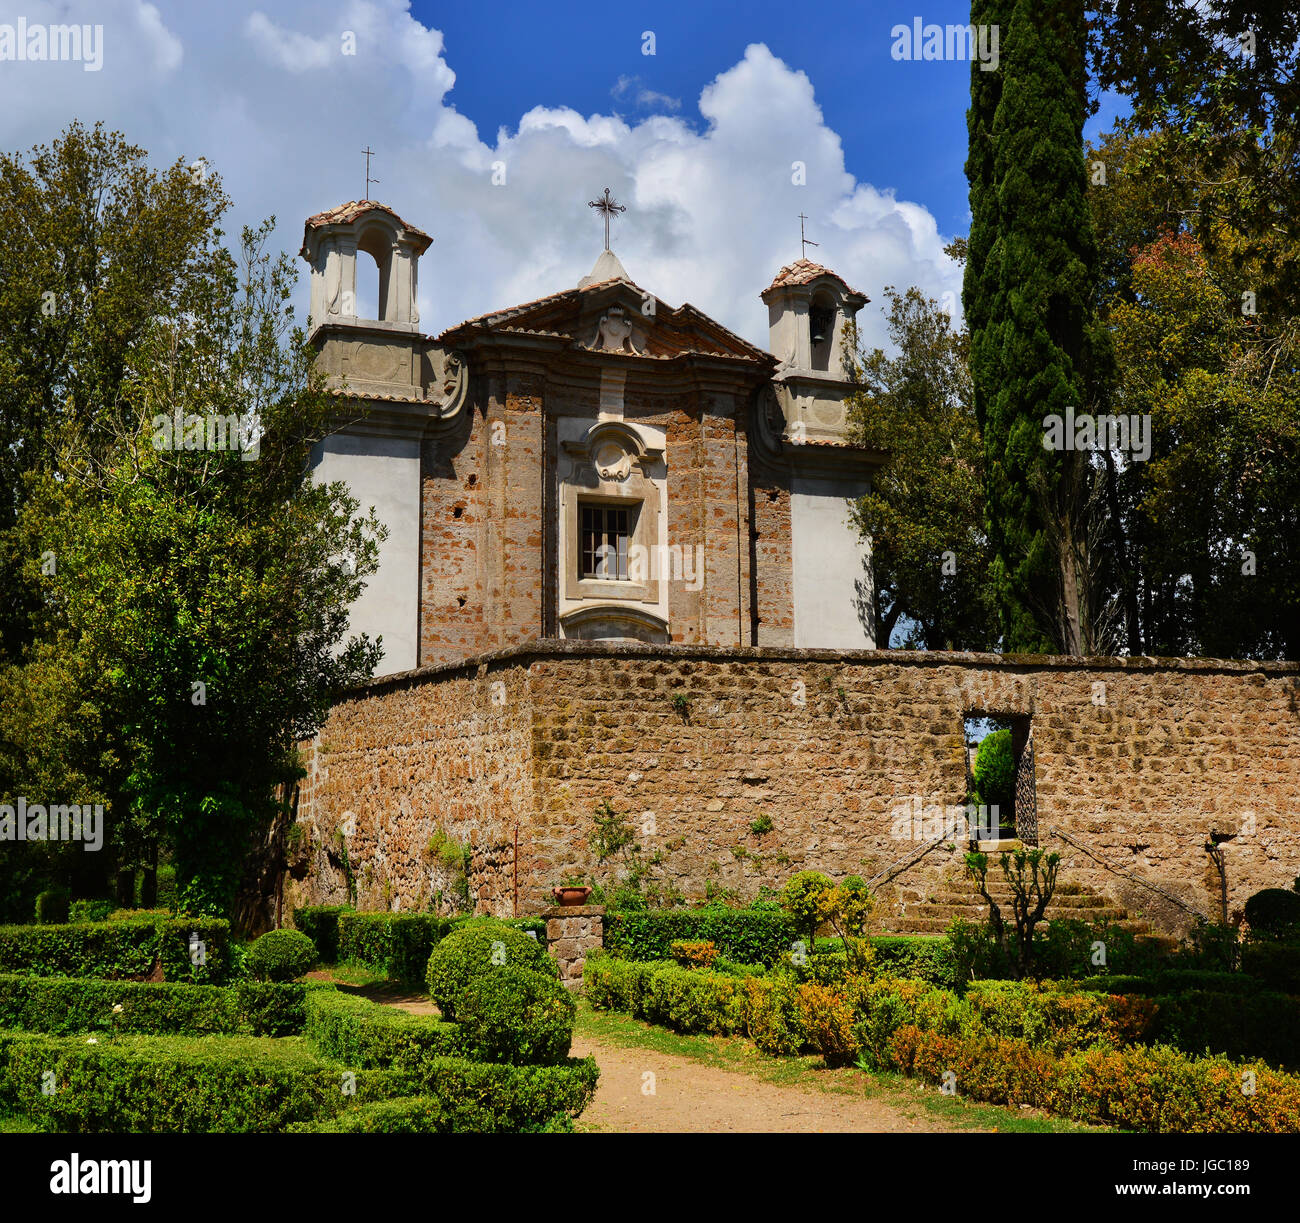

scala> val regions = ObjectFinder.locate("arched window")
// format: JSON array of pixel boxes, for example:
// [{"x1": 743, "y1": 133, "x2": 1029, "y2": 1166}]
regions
[{"x1": 356, "y1": 226, "x2": 391, "y2": 321}]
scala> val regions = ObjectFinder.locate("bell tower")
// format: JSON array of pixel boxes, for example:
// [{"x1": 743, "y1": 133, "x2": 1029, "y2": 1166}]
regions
[{"x1": 301, "y1": 200, "x2": 431, "y2": 331}]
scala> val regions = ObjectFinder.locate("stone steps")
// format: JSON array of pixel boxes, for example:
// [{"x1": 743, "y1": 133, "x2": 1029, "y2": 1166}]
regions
[{"x1": 890, "y1": 862, "x2": 1158, "y2": 941}]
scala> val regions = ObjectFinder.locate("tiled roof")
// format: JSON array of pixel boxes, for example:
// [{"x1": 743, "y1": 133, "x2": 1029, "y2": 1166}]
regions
[
  {"x1": 764, "y1": 258, "x2": 865, "y2": 298},
  {"x1": 302, "y1": 200, "x2": 431, "y2": 242}
]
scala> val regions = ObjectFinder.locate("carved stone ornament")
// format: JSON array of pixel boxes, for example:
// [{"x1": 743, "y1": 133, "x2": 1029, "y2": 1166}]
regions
[
  {"x1": 430, "y1": 348, "x2": 468, "y2": 419},
  {"x1": 590, "y1": 305, "x2": 642, "y2": 354}
]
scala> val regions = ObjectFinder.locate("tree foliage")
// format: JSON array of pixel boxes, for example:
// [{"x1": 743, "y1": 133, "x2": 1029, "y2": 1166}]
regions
[
  {"x1": 845, "y1": 283, "x2": 998, "y2": 650},
  {"x1": 0, "y1": 124, "x2": 385, "y2": 922}
]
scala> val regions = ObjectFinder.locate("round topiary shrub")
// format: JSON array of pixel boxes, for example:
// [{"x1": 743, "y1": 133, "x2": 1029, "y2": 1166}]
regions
[
  {"x1": 246, "y1": 928, "x2": 317, "y2": 982},
  {"x1": 1244, "y1": 889, "x2": 1300, "y2": 941},
  {"x1": 454, "y1": 965, "x2": 575, "y2": 1064},
  {"x1": 425, "y1": 918, "x2": 556, "y2": 1018}
]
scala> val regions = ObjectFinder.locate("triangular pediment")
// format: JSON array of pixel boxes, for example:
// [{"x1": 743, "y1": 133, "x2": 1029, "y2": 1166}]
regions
[{"x1": 438, "y1": 278, "x2": 770, "y2": 364}]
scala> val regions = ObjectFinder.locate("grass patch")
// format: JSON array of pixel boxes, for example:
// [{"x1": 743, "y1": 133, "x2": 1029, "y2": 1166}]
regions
[{"x1": 575, "y1": 1001, "x2": 1106, "y2": 1134}]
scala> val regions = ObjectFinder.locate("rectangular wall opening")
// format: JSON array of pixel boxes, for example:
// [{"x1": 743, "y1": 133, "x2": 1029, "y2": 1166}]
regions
[{"x1": 963, "y1": 713, "x2": 1037, "y2": 846}]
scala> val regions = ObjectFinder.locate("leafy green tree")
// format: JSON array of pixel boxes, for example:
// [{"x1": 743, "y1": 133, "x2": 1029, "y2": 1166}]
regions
[
  {"x1": 971, "y1": 729, "x2": 1015, "y2": 824},
  {"x1": 965, "y1": 0, "x2": 1114, "y2": 654},
  {"x1": 0, "y1": 126, "x2": 385, "y2": 923},
  {"x1": 845, "y1": 282, "x2": 998, "y2": 650}
]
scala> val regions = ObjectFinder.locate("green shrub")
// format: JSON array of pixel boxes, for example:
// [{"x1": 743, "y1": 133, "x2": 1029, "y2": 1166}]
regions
[
  {"x1": 0, "y1": 974, "x2": 305, "y2": 1038},
  {"x1": 0, "y1": 918, "x2": 234, "y2": 983},
  {"x1": 0, "y1": 1031, "x2": 403, "y2": 1133},
  {"x1": 246, "y1": 930, "x2": 317, "y2": 982},
  {"x1": 1244, "y1": 889, "x2": 1300, "y2": 940},
  {"x1": 1241, "y1": 941, "x2": 1300, "y2": 992},
  {"x1": 293, "y1": 905, "x2": 352, "y2": 964},
  {"x1": 870, "y1": 936, "x2": 960, "y2": 988},
  {"x1": 339, "y1": 913, "x2": 454, "y2": 985},
  {"x1": 34, "y1": 890, "x2": 69, "y2": 925},
  {"x1": 290, "y1": 1059, "x2": 600, "y2": 1133},
  {"x1": 455, "y1": 966, "x2": 575, "y2": 1065},
  {"x1": 604, "y1": 910, "x2": 797, "y2": 964},
  {"x1": 780, "y1": 871, "x2": 833, "y2": 951},
  {"x1": 304, "y1": 989, "x2": 461, "y2": 1068},
  {"x1": 68, "y1": 899, "x2": 113, "y2": 924},
  {"x1": 425, "y1": 919, "x2": 556, "y2": 1019}
]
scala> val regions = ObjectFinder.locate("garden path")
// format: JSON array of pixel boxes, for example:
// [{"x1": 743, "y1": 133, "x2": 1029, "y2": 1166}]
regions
[{"x1": 360, "y1": 983, "x2": 971, "y2": 1134}]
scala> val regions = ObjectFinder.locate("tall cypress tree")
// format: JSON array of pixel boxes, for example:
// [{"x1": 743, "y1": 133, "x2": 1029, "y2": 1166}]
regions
[{"x1": 964, "y1": 0, "x2": 1107, "y2": 653}]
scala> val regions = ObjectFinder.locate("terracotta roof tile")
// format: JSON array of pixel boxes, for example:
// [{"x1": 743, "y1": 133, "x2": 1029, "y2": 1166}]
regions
[
  {"x1": 764, "y1": 258, "x2": 865, "y2": 298},
  {"x1": 302, "y1": 200, "x2": 431, "y2": 242}
]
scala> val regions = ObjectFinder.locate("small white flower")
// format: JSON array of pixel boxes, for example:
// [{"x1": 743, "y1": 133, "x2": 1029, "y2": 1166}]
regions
[
  {"x1": 86, "y1": 1037, "x2": 98, "y2": 1044},
  {"x1": 112, "y1": 1004, "x2": 123, "y2": 1014}
]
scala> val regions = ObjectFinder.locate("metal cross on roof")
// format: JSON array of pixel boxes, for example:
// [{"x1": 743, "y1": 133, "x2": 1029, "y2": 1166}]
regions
[
  {"x1": 362, "y1": 147, "x2": 379, "y2": 201},
  {"x1": 588, "y1": 186, "x2": 626, "y2": 252},
  {"x1": 798, "y1": 213, "x2": 819, "y2": 260}
]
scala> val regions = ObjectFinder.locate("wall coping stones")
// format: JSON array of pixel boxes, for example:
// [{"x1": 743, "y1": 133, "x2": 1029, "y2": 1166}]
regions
[{"x1": 345, "y1": 638, "x2": 1300, "y2": 699}]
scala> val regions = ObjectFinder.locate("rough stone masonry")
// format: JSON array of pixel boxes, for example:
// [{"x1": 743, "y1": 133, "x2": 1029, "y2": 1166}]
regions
[{"x1": 287, "y1": 641, "x2": 1300, "y2": 934}]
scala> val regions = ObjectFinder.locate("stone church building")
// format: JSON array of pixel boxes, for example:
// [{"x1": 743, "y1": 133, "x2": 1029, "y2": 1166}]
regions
[
  {"x1": 288, "y1": 199, "x2": 1300, "y2": 936},
  {"x1": 300, "y1": 198, "x2": 882, "y2": 673}
]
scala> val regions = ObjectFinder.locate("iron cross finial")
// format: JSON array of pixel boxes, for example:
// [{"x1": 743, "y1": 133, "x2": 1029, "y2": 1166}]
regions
[
  {"x1": 362, "y1": 147, "x2": 379, "y2": 201},
  {"x1": 588, "y1": 187, "x2": 627, "y2": 252},
  {"x1": 798, "y1": 213, "x2": 819, "y2": 260}
]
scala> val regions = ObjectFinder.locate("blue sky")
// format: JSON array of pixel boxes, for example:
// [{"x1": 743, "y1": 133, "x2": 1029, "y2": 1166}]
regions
[{"x1": 0, "y1": 0, "x2": 1130, "y2": 350}]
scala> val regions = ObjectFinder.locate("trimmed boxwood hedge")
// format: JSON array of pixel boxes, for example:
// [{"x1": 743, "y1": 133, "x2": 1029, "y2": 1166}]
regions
[
  {"x1": 0, "y1": 918, "x2": 234, "y2": 983},
  {"x1": 0, "y1": 974, "x2": 306, "y2": 1037},
  {"x1": 304, "y1": 989, "x2": 462, "y2": 1067},
  {"x1": 604, "y1": 910, "x2": 797, "y2": 964},
  {"x1": 292, "y1": 905, "x2": 352, "y2": 964},
  {"x1": 289, "y1": 1058, "x2": 600, "y2": 1133},
  {"x1": 0, "y1": 1030, "x2": 405, "y2": 1133},
  {"x1": 331, "y1": 912, "x2": 549, "y2": 982}
]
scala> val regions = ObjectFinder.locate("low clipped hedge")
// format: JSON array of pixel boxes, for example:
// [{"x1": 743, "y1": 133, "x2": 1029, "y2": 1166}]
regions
[
  {"x1": 1079, "y1": 970, "x2": 1260, "y2": 996},
  {"x1": 304, "y1": 989, "x2": 462, "y2": 1068},
  {"x1": 886, "y1": 1026, "x2": 1300, "y2": 1133},
  {"x1": 0, "y1": 974, "x2": 306, "y2": 1037},
  {"x1": 333, "y1": 912, "x2": 548, "y2": 984},
  {"x1": 338, "y1": 913, "x2": 455, "y2": 985},
  {"x1": 290, "y1": 1058, "x2": 600, "y2": 1133},
  {"x1": 292, "y1": 906, "x2": 352, "y2": 964},
  {"x1": 0, "y1": 918, "x2": 234, "y2": 983},
  {"x1": 0, "y1": 1030, "x2": 404, "y2": 1133},
  {"x1": 604, "y1": 910, "x2": 797, "y2": 964},
  {"x1": 586, "y1": 957, "x2": 1300, "y2": 1131}
]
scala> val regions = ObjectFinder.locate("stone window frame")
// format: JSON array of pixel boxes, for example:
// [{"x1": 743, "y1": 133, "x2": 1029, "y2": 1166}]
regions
[{"x1": 560, "y1": 421, "x2": 663, "y2": 607}]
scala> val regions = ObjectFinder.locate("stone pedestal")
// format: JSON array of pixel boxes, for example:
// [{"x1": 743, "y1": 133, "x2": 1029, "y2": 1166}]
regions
[{"x1": 542, "y1": 905, "x2": 605, "y2": 990}]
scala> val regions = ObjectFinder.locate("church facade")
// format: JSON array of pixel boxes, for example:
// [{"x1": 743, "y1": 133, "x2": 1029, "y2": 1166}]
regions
[{"x1": 300, "y1": 199, "x2": 884, "y2": 675}]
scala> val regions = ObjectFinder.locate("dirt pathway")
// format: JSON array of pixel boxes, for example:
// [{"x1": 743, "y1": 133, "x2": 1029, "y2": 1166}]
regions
[
  {"x1": 568, "y1": 1032, "x2": 967, "y2": 1133},
  {"x1": 356, "y1": 978, "x2": 972, "y2": 1133}
]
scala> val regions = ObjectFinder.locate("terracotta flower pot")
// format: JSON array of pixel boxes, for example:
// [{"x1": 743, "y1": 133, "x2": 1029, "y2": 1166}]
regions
[{"x1": 552, "y1": 886, "x2": 592, "y2": 907}]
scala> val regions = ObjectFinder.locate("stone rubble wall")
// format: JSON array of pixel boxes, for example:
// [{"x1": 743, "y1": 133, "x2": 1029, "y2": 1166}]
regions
[{"x1": 290, "y1": 642, "x2": 1300, "y2": 933}]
